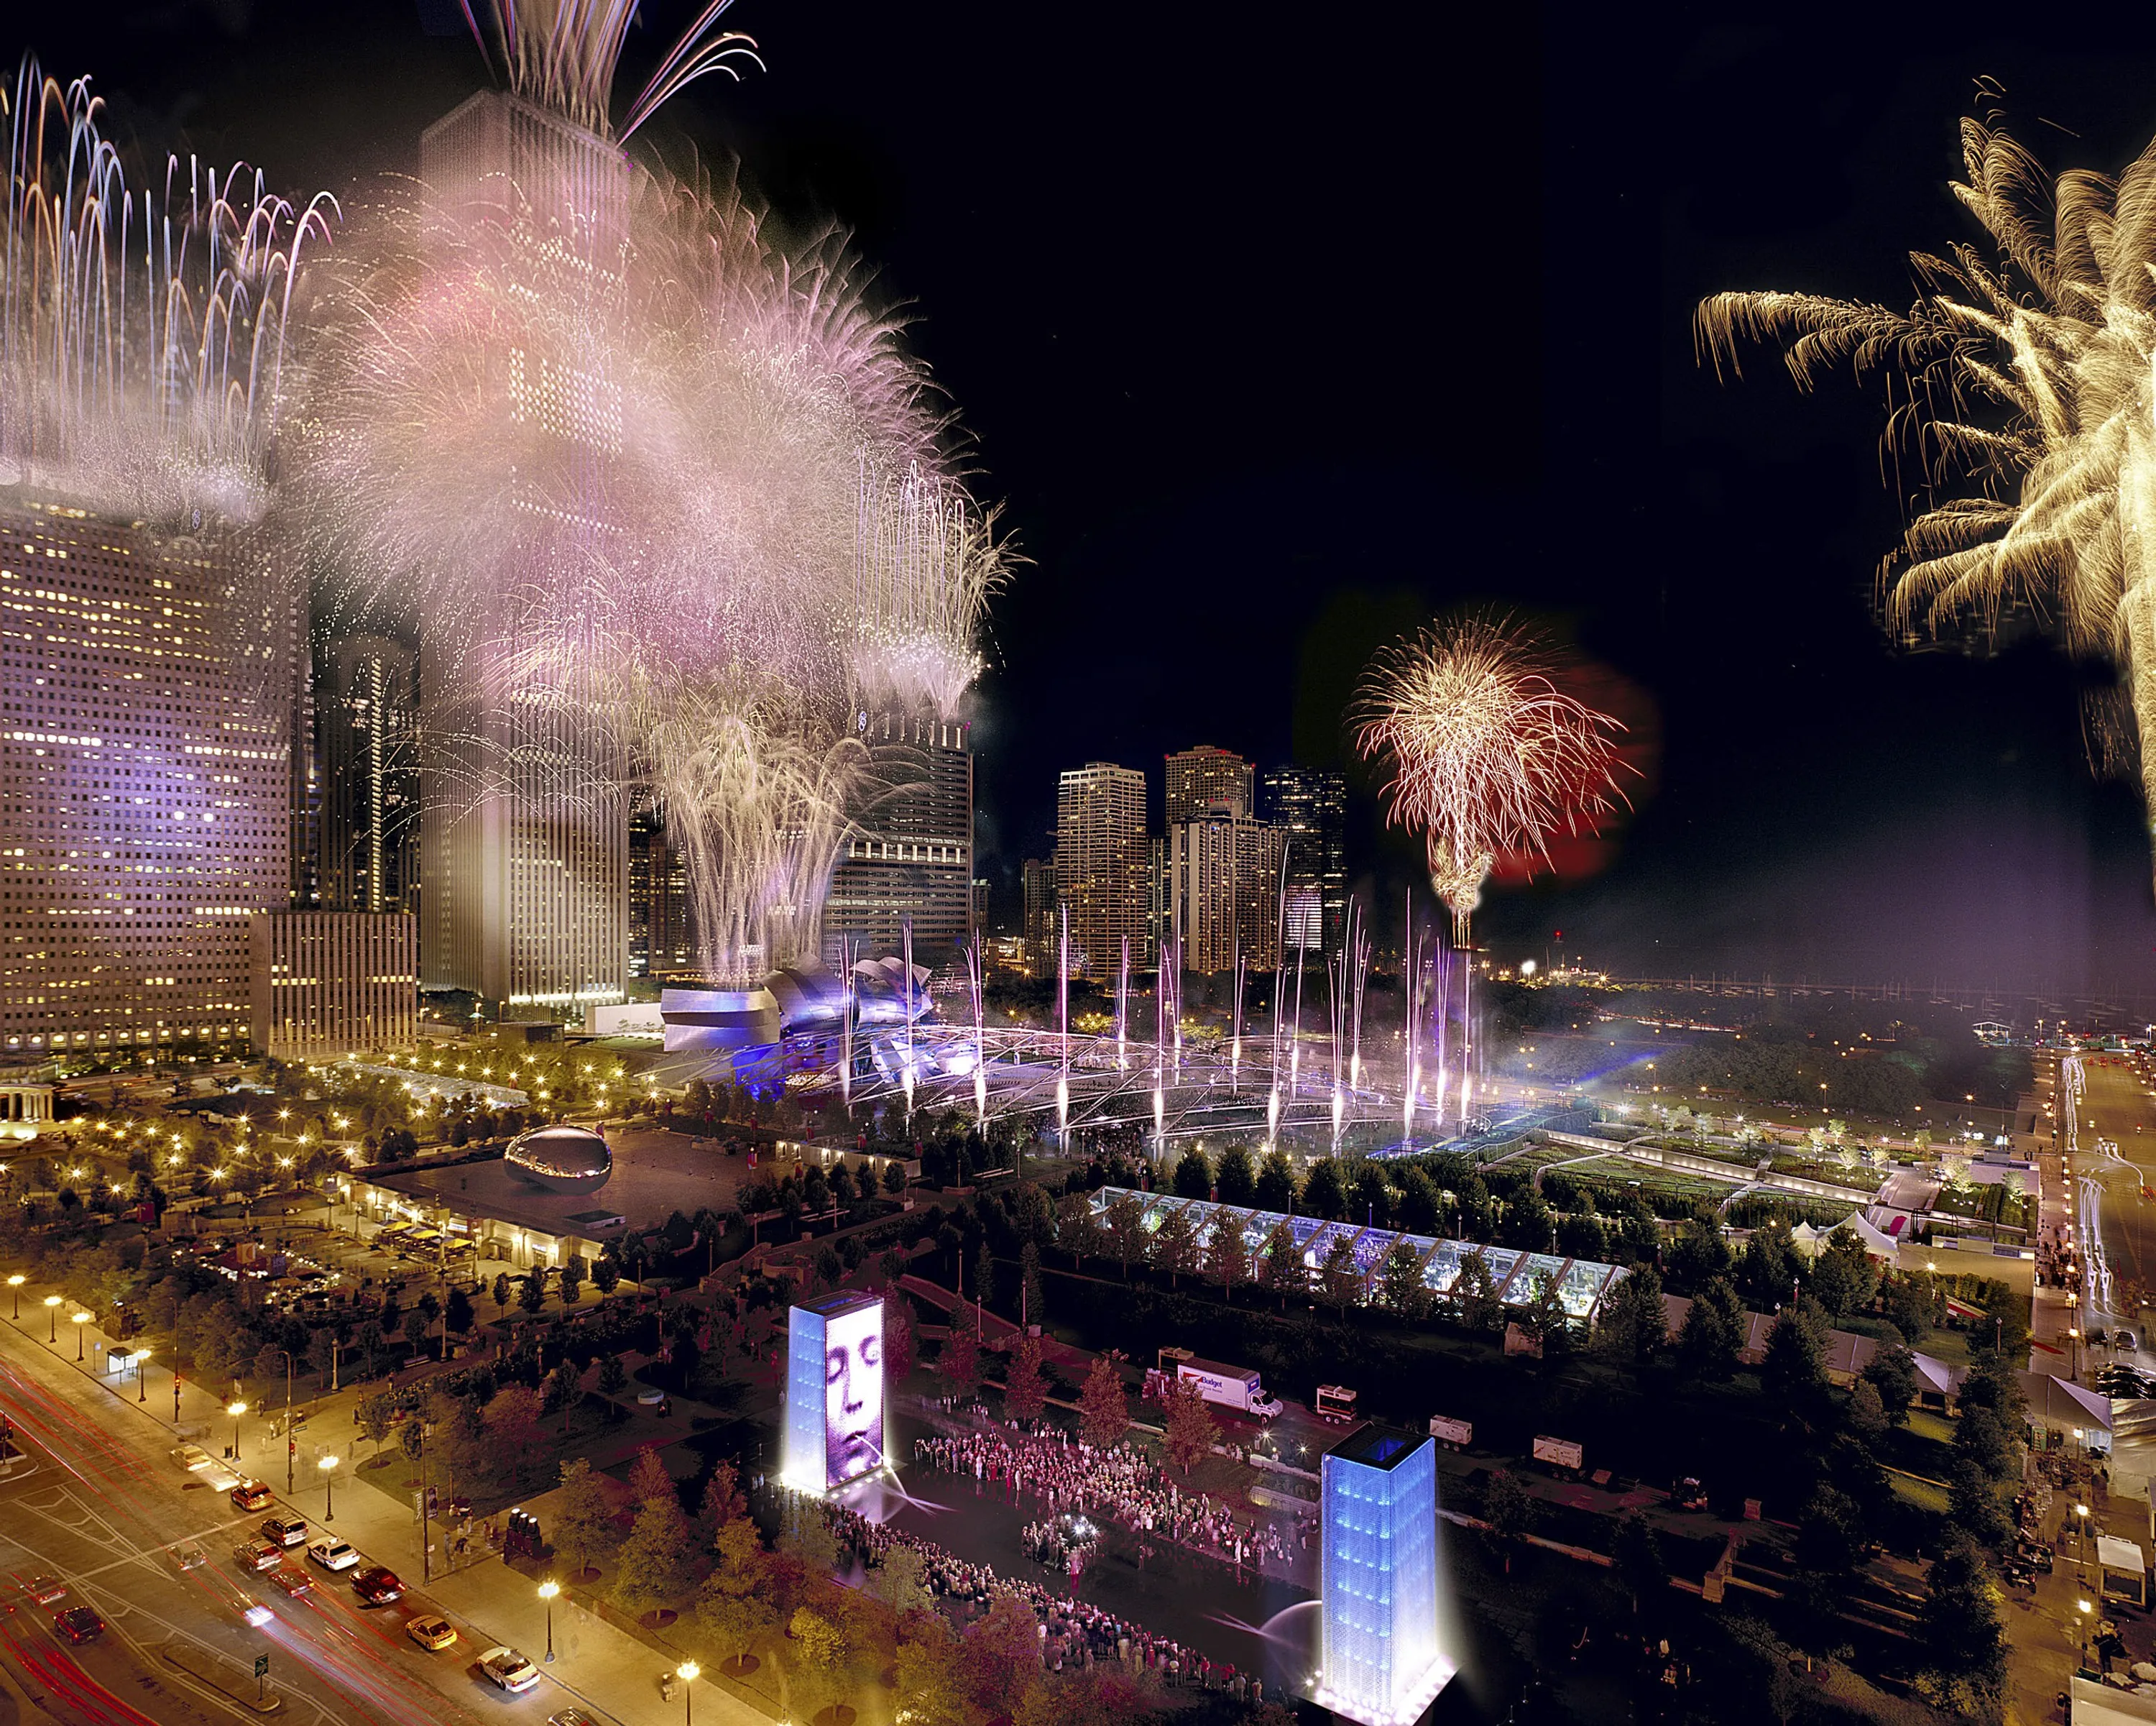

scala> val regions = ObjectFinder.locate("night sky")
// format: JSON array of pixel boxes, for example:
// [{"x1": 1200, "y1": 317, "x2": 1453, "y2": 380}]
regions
[{"x1": 29, "y1": 2, "x2": 2156, "y2": 1000}]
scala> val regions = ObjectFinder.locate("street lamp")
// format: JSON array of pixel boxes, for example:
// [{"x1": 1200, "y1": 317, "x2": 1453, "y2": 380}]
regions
[
  {"x1": 676, "y1": 1661, "x2": 698, "y2": 1726},
  {"x1": 538, "y1": 1580, "x2": 558, "y2": 1662},
  {"x1": 229, "y1": 1400, "x2": 247, "y2": 1463},
  {"x1": 134, "y1": 1347, "x2": 149, "y2": 1403},
  {"x1": 2080, "y1": 1597, "x2": 2096, "y2": 1668},
  {"x1": 2077, "y1": 1502, "x2": 2093, "y2": 1579},
  {"x1": 42, "y1": 1293, "x2": 59, "y2": 1342},
  {"x1": 319, "y1": 1454, "x2": 338, "y2": 1520},
  {"x1": 72, "y1": 1310, "x2": 88, "y2": 1360},
  {"x1": 6, "y1": 1273, "x2": 21, "y2": 1319}
]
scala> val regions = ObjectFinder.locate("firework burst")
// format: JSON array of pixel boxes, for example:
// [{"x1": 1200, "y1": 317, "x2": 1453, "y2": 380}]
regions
[
  {"x1": 1698, "y1": 106, "x2": 2156, "y2": 876},
  {"x1": 1353, "y1": 614, "x2": 1628, "y2": 932}
]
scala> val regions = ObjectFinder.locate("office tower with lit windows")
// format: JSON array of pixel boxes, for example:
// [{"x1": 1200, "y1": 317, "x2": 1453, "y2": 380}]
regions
[
  {"x1": 318, "y1": 634, "x2": 420, "y2": 915},
  {"x1": 251, "y1": 910, "x2": 418, "y2": 1062},
  {"x1": 1318, "y1": 1425, "x2": 1450, "y2": 1726},
  {"x1": 1262, "y1": 766, "x2": 1347, "y2": 956},
  {"x1": 1021, "y1": 855, "x2": 1056, "y2": 975},
  {"x1": 1169, "y1": 804, "x2": 1284, "y2": 974},
  {"x1": 415, "y1": 91, "x2": 633, "y2": 1017},
  {"x1": 0, "y1": 493, "x2": 295, "y2": 1059},
  {"x1": 824, "y1": 715, "x2": 973, "y2": 970},
  {"x1": 627, "y1": 797, "x2": 695, "y2": 978},
  {"x1": 1056, "y1": 762, "x2": 1147, "y2": 978},
  {"x1": 1164, "y1": 744, "x2": 1253, "y2": 825}
]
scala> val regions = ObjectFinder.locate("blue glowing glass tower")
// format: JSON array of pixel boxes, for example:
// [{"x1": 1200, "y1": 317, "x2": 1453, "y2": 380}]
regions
[{"x1": 1317, "y1": 1426, "x2": 1450, "y2": 1726}]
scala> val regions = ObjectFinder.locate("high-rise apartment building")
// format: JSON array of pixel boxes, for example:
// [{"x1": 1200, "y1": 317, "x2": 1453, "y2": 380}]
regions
[
  {"x1": 1262, "y1": 767, "x2": 1348, "y2": 955},
  {"x1": 250, "y1": 911, "x2": 418, "y2": 1062},
  {"x1": 824, "y1": 715, "x2": 973, "y2": 970},
  {"x1": 1164, "y1": 745, "x2": 1252, "y2": 825},
  {"x1": 1021, "y1": 856, "x2": 1056, "y2": 975},
  {"x1": 0, "y1": 493, "x2": 295, "y2": 1057},
  {"x1": 318, "y1": 634, "x2": 420, "y2": 915},
  {"x1": 416, "y1": 91, "x2": 632, "y2": 1016},
  {"x1": 1056, "y1": 763, "x2": 1147, "y2": 979},
  {"x1": 627, "y1": 799, "x2": 695, "y2": 978},
  {"x1": 1169, "y1": 805, "x2": 1284, "y2": 974}
]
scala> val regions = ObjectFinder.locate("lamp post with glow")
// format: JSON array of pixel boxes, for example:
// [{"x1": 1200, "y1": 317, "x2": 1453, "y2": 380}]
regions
[
  {"x1": 538, "y1": 1580, "x2": 558, "y2": 1662},
  {"x1": 675, "y1": 1661, "x2": 697, "y2": 1726},
  {"x1": 229, "y1": 1400, "x2": 247, "y2": 1464},
  {"x1": 2081, "y1": 1597, "x2": 2096, "y2": 1669},
  {"x1": 71, "y1": 1310, "x2": 87, "y2": 1360},
  {"x1": 134, "y1": 1347, "x2": 149, "y2": 1403},
  {"x1": 2076, "y1": 1502, "x2": 2093, "y2": 1580},
  {"x1": 43, "y1": 1294, "x2": 59, "y2": 1342},
  {"x1": 6, "y1": 1273, "x2": 22, "y2": 1319},
  {"x1": 319, "y1": 1454, "x2": 338, "y2": 1520}
]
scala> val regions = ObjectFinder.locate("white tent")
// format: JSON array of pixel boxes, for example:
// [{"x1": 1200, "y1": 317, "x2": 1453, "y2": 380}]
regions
[
  {"x1": 1789, "y1": 1222, "x2": 1827, "y2": 1262},
  {"x1": 1832, "y1": 1212, "x2": 1901, "y2": 1262}
]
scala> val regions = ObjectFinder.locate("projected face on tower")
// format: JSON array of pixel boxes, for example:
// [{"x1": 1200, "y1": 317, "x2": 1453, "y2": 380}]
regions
[{"x1": 823, "y1": 1300, "x2": 884, "y2": 1486}]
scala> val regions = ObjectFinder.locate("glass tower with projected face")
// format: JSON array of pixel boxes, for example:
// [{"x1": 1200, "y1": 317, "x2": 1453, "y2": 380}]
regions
[{"x1": 783, "y1": 1290, "x2": 886, "y2": 1493}]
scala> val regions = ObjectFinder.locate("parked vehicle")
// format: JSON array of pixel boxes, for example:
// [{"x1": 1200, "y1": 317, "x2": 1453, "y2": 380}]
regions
[
  {"x1": 352, "y1": 1566, "x2": 402, "y2": 1606},
  {"x1": 1157, "y1": 1349, "x2": 1284, "y2": 1418},
  {"x1": 1314, "y1": 1385, "x2": 1359, "y2": 1423},
  {"x1": 230, "y1": 1481, "x2": 275, "y2": 1512},
  {"x1": 479, "y1": 1648, "x2": 540, "y2": 1693},
  {"x1": 406, "y1": 1615, "x2": 456, "y2": 1652},
  {"x1": 305, "y1": 1538, "x2": 359, "y2": 1572},
  {"x1": 260, "y1": 1516, "x2": 308, "y2": 1548}
]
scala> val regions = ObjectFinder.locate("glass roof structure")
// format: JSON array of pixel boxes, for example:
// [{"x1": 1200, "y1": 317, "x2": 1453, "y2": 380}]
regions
[{"x1": 1087, "y1": 1186, "x2": 1627, "y2": 1321}]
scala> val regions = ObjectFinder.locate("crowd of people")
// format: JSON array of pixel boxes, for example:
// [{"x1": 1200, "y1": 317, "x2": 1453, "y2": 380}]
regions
[
  {"x1": 1021, "y1": 1512, "x2": 1101, "y2": 1576},
  {"x1": 911, "y1": 1424, "x2": 1311, "y2": 1579},
  {"x1": 823, "y1": 1502, "x2": 1273, "y2": 1702}
]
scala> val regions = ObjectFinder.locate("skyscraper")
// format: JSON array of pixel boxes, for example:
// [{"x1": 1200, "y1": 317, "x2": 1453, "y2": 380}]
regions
[
  {"x1": 1056, "y1": 763, "x2": 1147, "y2": 979},
  {"x1": 250, "y1": 911, "x2": 418, "y2": 1062},
  {"x1": 415, "y1": 90, "x2": 633, "y2": 1016},
  {"x1": 1021, "y1": 856, "x2": 1056, "y2": 975},
  {"x1": 1262, "y1": 767, "x2": 1348, "y2": 955},
  {"x1": 317, "y1": 634, "x2": 419, "y2": 915},
  {"x1": 0, "y1": 492, "x2": 296, "y2": 1059},
  {"x1": 823, "y1": 715, "x2": 974, "y2": 970},
  {"x1": 627, "y1": 798, "x2": 694, "y2": 978},
  {"x1": 1164, "y1": 745, "x2": 1253, "y2": 825},
  {"x1": 1318, "y1": 1426, "x2": 1449, "y2": 1726},
  {"x1": 1169, "y1": 805, "x2": 1284, "y2": 974}
]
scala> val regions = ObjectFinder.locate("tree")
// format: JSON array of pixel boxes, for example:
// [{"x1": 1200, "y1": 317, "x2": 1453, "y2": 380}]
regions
[
  {"x1": 1053, "y1": 1193, "x2": 1097, "y2": 1267},
  {"x1": 485, "y1": 1384, "x2": 544, "y2": 1463},
  {"x1": 1593, "y1": 1263, "x2": 1665, "y2": 1367},
  {"x1": 884, "y1": 1299, "x2": 915, "y2": 1382},
  {"x1": 400, "y1": 1308, "x2": 430, "y2": 1357},
  {"x1": 962, "y1": 1590, "x2": 1043, "y2": 1712},
  {"x1": 518, "y1": 1272, "x2": 546, "y2": 1316},
  {"x1": 1481, "y1": 1468, "x2": 1534, "y2": 1574},
  {"x1": 1078, "y1": 1351, "x2": 1129, "y2": 1449},
  {"x1": 1862, "y1": 1340, "x2": 1920, "y2": 1424},
  {"x1": 355, "y1": 1390, "x2": 398, "y2": 1451},
  {"x1": 1736, "y1": 1222, "x2": 1804, "y2": 1310},
  {"x1": 1664, "y1": 1216, "x2": 1733, "y2": 1293},
  {"x1": 870, "y1": 1544, "x2": 936, "y2": 1619},
  {"x1": 1261, "y1": 1217, "x2": 1308, "y2": 1308},
  {"x1": 1105, "y1": 1193, "x2": 1146, "y2": 1280},
  {"x1": 596, "y1": 1352, "x2": 629, "y2": 1398},
  {"x1": 591, "y1": 1254, "x2": 621, "y2": 1302},
  {"x1": 444, "y1": 1285, "x2": 475, "y2": 1338},
  {"x1": 1849, "y1": 1377, "x2": 1889, "y2": 1442},
  {"x1": 1253, "y1": 1148, "x2": 1298, "y2": 1212},
  {"x1": 1162, "y1": 1377, "x2": 1217, "y2": 1474},
  {"x1": 1301, "y1": 1157, "x2": 1348, "y2": 1221},
  {"x1": 553, "y1": 1456, "x2": 616, "y2": 1578},
  {"x1": 1004, "y1": 1334, "x2": 1048, "y2": 1424},
  {"x1": 1151, "y1": 1205, "x2": 1199, "y2": 1286},
  {"x1": 695, "y1": 1517, "x2": 778, "y2": 1664},
  {"x1": 894, "y1": 1622, "x2": 973, "y2": 1726},
  {"x1": 974, "y1": 1241, "x2": 996, "y2": 1313},
  {"x1": 491, "y1": 1272, "x2": 513, "y2": 1316},
  {"x1": 1791, "y1": 1485, "x2": 1864, "y2": 1638},
  {"x1": 1760, "y1": 1298, "x2": 1833, "y2": 1431},
  {"x1": 939, "y1": 1323, "x2": 982, "y2": 1401},
  {"x1": 543, "y1": 1358, "x2": 583, "y2": 1415},
  {"x1": 1215, "y1": 1144, "x2": 1257, "y2": 1208},
  {"x1": 1396, "y1": 1166, "x2": 1443, "y2": 1236},
  {"x1": 1018, "y1": 1241, "x2": 1044, "y2": 1324},
  {"x1": 559, "y1": 1252, "x2": 586, "y2": 1308},
  {"x1": 1499, "y1": 1188, "x2": 1556, "y2": 1254},
  {"x1": 1915, "y1": 1535, "x2": 2006, "y2": 1712},
  {"x1": 1378, "y1": 1240, "x2": 1428, "y2": 1318},
  {"x1": 1212, "y1": 1211, "x2": 1252, "y2": 1301},
  {"x1": 785, "y1": 1605, "x2": 851, "y2": 1719},
  {"x1": 1613, "y1": 1510, "x2": 1666, "y2": 1612},
  {"x1": 696, "y1": 1459, "x2": 747, "y2": 1548},
  {"x1": 1317, "y1": 1234, "x2": 1362, "y2": 1321},
  {"x1": 613, "y1": 1464, "x2": 695, "y2": 1620},
  {"x1": 1171, "y1": 1147, "x2": 1211, "y2": 1199},
  {"x1": 1451, "y1": 1252, "x2": 1503, "y2": 1334},
  {"x1": 1677, "y1": 1277, "x2": 1746, "y2": 1382},
  {"x1": 1809, "y1": 1230, "x2": 1879, "y2": 1321}
]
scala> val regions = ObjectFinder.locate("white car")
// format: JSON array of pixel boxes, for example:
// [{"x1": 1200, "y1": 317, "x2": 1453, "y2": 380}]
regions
[
  {"x1": 171, "y1": 1445, "x2": 243, "y2": 1492},
  {"x1": 305, "y1": 1537, "x2": 360, "y2": 1572},
  {"x1": 170, "y1": 1443, "x2": 213, "y2": 1473},
  {"x1": 477, "y1": 1647, "x2": 540, "y2": 1693}
]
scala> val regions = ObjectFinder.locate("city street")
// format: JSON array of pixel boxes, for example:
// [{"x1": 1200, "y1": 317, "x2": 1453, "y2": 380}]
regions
[{"x1": 0, "y1": 1275, "x2": 765, "y2": 1726}]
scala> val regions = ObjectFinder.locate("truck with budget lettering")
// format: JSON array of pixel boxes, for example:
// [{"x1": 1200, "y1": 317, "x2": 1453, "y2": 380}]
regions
[{"x1": 1154, "y1": 1348, "x2": 1284, "y2": 1418}]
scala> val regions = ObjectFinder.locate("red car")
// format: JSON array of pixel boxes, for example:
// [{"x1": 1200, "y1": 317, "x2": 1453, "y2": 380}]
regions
[
  {"x1": 351, "y1": 1566, "x2": 402, "y2": 1606},
  {"x1": 53, "y1": 1606, "x2": 103, "y2": 1645}
]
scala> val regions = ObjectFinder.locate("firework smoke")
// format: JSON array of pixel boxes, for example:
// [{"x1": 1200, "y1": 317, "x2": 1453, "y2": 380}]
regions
[
  {"x1": 1698, "y1": 108, "x2": 2156, "y2": 882},
  {"x1": 1353, "y1": 614, "x2": 1628, "y2": 932}
]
